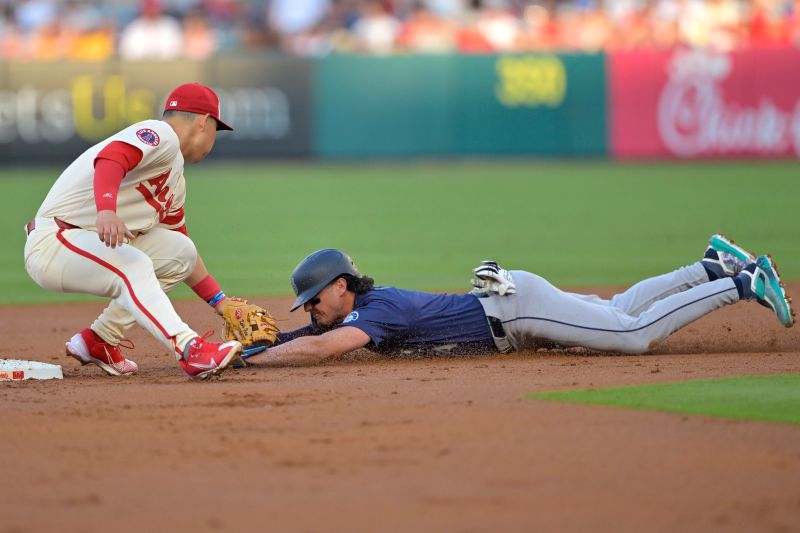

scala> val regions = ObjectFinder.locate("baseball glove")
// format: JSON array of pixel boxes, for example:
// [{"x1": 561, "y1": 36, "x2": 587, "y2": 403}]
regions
[{"x1": 222, "y1": 298, "x2": 280, "y2": 353}]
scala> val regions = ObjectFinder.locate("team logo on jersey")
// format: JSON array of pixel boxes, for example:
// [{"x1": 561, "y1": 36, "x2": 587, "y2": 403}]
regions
[
  {"x1": 342, "y1": 311, "x2": 359, "y2": 324},
  {"x1": 136, "y1": 128, "x2": 160, "y2": 146}
]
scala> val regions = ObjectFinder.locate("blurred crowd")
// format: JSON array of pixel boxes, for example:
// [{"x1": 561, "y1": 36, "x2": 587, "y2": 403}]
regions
[{"x1": 1, "y1": 0, "x2": 799, "y2": 61}]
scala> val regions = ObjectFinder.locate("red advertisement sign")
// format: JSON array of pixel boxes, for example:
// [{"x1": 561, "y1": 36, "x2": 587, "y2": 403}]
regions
[{"x1": 610, "y1": 48, "x2": 800, "y2": 159}]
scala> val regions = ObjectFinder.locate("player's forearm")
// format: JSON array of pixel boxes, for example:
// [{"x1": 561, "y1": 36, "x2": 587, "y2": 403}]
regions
[
  {"x1": 250, "y1": 336, "x2": 334, "y2": 367},
  {"x1": 186, "y1": 254, "x2": 210, "y2": 287},
  {"x1": 186, "y1": 255, "x2": 229, "y2": 313},
  {"x1": 274, "y1": 324, "x2": 317, "y2": 345}
]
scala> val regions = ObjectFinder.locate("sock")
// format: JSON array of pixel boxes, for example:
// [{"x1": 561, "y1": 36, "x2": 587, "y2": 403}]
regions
[
  {"x1": 734, "y1": 263, "x2": 758, "y2": 300},
  {"x1": 732, "y1": 276, "x2": 744, "y2": 299},
  {"x1": 703, "y1": 264, "x2": 720, "y2": 282}
]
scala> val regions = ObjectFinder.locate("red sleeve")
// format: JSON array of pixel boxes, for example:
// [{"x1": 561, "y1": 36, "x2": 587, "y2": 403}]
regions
[
  {"x1": 93, "y1": 159, "x2": 125, "y2": 212},
  {"x1": 92, "y1": 141, "x2": 144, "y2": 213},
  {"x1": 95, "y1": 141, "x2": 143, "y2": 171}
]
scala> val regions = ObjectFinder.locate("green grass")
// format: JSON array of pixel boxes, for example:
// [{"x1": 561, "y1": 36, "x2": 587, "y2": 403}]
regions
[
  {"x1": 5, "y1": 160, "x2": 799, "y2": 305},
  {"x1": 528, "y1": 374, "x2": 800, "y2": 425}
]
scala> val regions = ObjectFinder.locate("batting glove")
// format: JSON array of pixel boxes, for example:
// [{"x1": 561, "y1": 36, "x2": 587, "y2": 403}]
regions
[{"x1": 470, "y1": 260, "x2": 516, "y2": 296}]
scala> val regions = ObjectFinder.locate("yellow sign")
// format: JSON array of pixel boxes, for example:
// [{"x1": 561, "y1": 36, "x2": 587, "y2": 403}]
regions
[
  {"x1": 495, "y1": 56, "x2": 566, "y2": 108},
  {"x1": 73, "y1": 76, "x2": 156, "y2": 140}
]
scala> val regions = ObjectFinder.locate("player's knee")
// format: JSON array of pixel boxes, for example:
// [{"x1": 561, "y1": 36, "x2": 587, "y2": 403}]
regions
[
  {"x1": 151, "y1": 232, "x2": 197, "y2": 284},
  {"x1": 624, "y1": 337, "x2": 654, "y2": 354},
  {"x1": 125, "y1": 252, "x2": 156, "y2": 280},
  {"x1": 169, "y1": 233, "x2": 197, "y2": 278}
]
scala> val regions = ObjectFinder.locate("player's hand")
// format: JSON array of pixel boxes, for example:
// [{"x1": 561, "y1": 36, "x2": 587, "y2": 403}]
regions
[
  {"x1": 470, "y1": 261, "x2": 517, "y2": 296},
  {"x1": 96, "y1": 210, "x2": 135, "y2": 249}
]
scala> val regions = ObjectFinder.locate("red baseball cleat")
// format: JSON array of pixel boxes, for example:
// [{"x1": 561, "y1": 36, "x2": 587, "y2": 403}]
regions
[
  {"x1": 180, "y1": 331, "x2": 242, "y2": 379},
  {"x1": 65, "y1": 328, "x2": 138, "y2": 376}
]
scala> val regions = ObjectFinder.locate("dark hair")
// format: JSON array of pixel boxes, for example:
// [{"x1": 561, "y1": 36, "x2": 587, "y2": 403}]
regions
[
  {"x1": 162, "y1": 109, "x2": 199, "y2": 121},
  {"x1": 340, "y1": 274, "x2": 374, "y2": 294}
]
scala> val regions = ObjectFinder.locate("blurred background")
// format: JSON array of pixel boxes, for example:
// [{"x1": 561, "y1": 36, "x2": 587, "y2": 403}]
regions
[
  {"x1": 1, "y1": 0, "x2": 798, "y2": 304},
  {"x1": 2, "y1": 0, "x2": 799, "y2": 60},
  {"x1": 2, "y1": 0, "x2": 799, "y2": 161}
]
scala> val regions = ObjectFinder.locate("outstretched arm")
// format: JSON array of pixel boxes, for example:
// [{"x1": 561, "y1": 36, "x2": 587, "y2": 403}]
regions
[{"x1": 246, "y1": 326, "x2": 371, "y2": 367}]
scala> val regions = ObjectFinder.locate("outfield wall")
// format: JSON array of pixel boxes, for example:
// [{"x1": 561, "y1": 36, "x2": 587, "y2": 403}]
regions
[
  {"x1": 314, "y1": 54, "x2": 607, "y2": 157},
  {"x1": 0, "y1": 48, "x2": 798, "y2": 163}
]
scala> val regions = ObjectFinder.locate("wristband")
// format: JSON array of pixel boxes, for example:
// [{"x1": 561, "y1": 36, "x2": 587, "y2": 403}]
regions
[
  {"x1": 207, "y1": 291, "x2": 226, "y2": 307},
  {"x1": 191, "y1": 274, "x2": 222, "y2": 302}
]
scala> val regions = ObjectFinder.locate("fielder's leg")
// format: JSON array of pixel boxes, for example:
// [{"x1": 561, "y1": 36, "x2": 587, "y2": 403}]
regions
[
  {"x1": 25, "y1": 228, "x2": 197, "y2": 358},
  {"x1": 90, "y1": 228, "x2": 198, "y2": 346}
]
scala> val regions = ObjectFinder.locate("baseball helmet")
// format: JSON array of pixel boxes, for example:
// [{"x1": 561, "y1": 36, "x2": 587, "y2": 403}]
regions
[{"x1": 289, "y1": 249, "x2": 360, "y2": 312}]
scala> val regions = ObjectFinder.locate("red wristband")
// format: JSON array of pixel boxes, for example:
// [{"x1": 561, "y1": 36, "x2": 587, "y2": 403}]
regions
[{"x1": 191, "y1": 275, "x2": 222, "y2": 302}]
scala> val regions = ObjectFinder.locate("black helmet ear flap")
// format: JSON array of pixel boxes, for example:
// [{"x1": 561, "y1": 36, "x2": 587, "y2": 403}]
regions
[{"x1": 289, "y1": 249, "x2": 359, "y2": 311}]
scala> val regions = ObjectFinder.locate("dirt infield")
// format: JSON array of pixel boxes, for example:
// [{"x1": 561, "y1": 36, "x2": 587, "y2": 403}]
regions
[{"x1": 2, "y1": 285, "x2": 800, "y2": 533}]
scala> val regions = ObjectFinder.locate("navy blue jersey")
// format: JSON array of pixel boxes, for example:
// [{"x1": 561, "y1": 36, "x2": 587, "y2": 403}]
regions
[{"x1": 278, "y1": 287, "x2": 496, "y2": 356}]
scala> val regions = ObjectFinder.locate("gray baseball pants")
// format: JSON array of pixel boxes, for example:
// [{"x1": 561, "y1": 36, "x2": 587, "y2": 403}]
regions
[{"x1": 477, "y1": 263, "x2": 740, "y2": 354}]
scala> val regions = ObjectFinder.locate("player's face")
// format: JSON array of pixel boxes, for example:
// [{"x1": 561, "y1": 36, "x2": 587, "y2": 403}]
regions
[
  {"x1": 304, "y1": 279, "x2": 349, "y2": 326},
  {"x1": 185, "y1": 115, "x2": 218, "y2": 163}
]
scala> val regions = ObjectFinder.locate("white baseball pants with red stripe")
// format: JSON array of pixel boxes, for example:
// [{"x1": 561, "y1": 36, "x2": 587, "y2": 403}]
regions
[{"x1": 24, "y1": 218, "x2": 198, "y2": 358}]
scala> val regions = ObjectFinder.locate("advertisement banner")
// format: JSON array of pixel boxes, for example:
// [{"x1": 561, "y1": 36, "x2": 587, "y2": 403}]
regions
[
  {"x1": 0, "y1": 55, "x2": 312, "y2": 163},
  {"x1": 315, "y1": 53, "x2": 607, "y2": 157},
  {"x1": 610, "y1": 48, "x2": 800, "y2": 159}
]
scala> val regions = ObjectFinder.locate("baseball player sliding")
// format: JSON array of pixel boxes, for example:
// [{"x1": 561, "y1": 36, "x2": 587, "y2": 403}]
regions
[
  {"x1": 24, "y1": 82, "x2": 276, "y2": 379},
  {"x1": 243, "y1": 236, "x2": 795, "y2": 366}
]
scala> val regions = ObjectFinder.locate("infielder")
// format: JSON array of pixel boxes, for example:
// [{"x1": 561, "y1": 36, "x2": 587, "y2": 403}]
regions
[
  {"x1": 24, "y1": 82, "x2": 253, "y2": 379},
  {"x1": 244, "y1": 235, "x2": 794, "y2": 366}
]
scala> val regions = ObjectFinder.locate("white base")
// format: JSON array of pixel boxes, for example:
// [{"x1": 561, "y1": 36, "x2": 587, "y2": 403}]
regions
[{"x1": 0, "y1": 359, "x2": 63, "y2": 381}]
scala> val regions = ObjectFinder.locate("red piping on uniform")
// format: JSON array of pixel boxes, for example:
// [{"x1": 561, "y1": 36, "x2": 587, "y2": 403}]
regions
[{"x1": 55, "y1": 229, "x2": 184, "y2": 357}]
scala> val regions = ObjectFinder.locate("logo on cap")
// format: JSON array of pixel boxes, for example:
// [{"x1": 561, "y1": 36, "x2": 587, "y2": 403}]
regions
[
  {"x1": 169, "y1": 100, "x2": 178, "y2": 107},
  {"x1": 136, "y1": 128, "x2": 160, "y2": 146}
]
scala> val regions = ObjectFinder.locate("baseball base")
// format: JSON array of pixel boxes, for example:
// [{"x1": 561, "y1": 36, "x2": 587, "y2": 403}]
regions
[{"x1": 0, "y1": 360, "x2": 63, "y2": 381}]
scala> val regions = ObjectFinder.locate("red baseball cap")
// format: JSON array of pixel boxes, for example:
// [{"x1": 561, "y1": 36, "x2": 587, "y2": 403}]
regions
[{"x1": 164, "y1": 82, "x2": 233, "y2": 131}]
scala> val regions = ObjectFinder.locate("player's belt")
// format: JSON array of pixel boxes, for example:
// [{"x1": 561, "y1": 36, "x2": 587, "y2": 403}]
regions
[
  {"x1": 25, "y1": 217, "x2": 80, "y2": 236},
  {"x1": 476, "y1": 296, "x2": 514, "y2": 353},
  {"x1": 486, "y1": 315, "x2": 513, "y2": 353}
]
